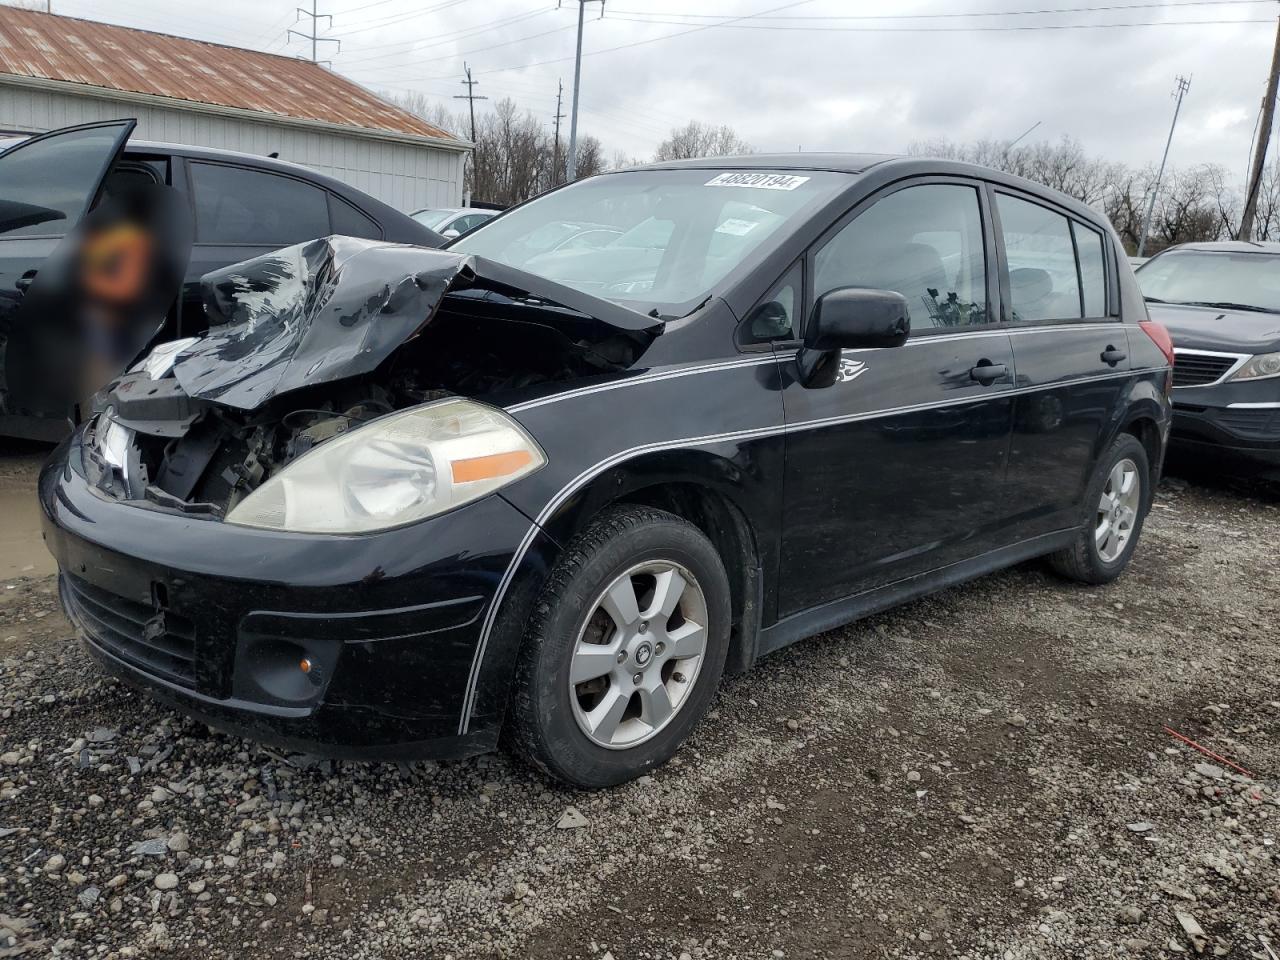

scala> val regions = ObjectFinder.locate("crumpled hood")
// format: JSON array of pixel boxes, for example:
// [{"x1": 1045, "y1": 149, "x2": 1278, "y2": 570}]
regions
[
  {"x1": 1147, "y1": 301, "x2": 1280, "y2": 355},
  {"x1": 172, "y1": 235, "x2": 659, "y2": 411}
]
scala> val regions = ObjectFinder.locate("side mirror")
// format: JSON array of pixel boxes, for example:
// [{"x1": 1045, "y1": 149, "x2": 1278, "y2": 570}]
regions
[
  {"x1": 442, "y1": 227, "x2": 461, "y2": 239},
  {"x1": 805, "y1": 287, "x2": 910, "y2": 350}
]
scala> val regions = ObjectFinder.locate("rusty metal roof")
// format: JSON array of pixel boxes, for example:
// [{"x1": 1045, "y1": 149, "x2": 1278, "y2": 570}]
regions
[{"x1": 0, "y1": 8, "x2": 458, "y2": 143}]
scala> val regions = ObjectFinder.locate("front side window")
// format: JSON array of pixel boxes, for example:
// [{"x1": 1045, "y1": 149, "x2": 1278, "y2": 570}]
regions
[
  {"x1": 451, "y1": 169, "x2": 850, "y2": 319},
  {"x1": 0, "y1": 125, "x2": 129, "y2": 239},
  {"x1": 814, "y1": 183, "x2": 989, "y2": 331},
  {"x1": 742, "y1": 261, "x2": 801, "y2": 344},
  {"x1": 997, "y1": 194, "x2": 1083, "y2": 322},
  {"x1": 191, "y1": 163, "x2": 329, "y2": 246}
]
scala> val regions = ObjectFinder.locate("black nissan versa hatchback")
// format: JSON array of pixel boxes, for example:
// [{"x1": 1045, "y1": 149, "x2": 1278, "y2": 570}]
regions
[{"x1": 40, "y1": 155, "x2": 1174, "y2": 788}]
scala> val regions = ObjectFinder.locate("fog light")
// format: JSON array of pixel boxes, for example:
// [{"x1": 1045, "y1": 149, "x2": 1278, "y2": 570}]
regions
[{"x1": 299, "y1": 658, "x2": 312, "y2": 674}]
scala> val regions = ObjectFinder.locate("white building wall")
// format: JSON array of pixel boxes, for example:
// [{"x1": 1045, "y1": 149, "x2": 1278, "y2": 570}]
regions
[{"x1": 0, "y1": 83, "x2": 466, "y2": 211}]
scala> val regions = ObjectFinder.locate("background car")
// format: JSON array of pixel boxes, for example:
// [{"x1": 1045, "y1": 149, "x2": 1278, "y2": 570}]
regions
[
  {"x1": 0, "y1": 119, "x2": 444, "y2": 441},
  {"x1": 1136, "y1": 240, "x2": 1280, "y2": 478},
  {"x1": 410, "y1": 206, "x2": 496, "y2": 238}
]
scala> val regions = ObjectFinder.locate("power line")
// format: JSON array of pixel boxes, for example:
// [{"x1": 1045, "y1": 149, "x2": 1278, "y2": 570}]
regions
[
  {"x1": 1138, "y1": 75, "x2": 1192, "y2": 257},
  {"x1": 598, "y1": 13, "x2": 1272, "y2": 33},
  {"x1": 602, "y1": 0, "x2": 1274, "y2": 21},
  {"x1": 345, "y1": 21, "x2": 578, "y2": 74},
  {"x1": 335, "y1": 7, "x2": 550, "y2": 57}
]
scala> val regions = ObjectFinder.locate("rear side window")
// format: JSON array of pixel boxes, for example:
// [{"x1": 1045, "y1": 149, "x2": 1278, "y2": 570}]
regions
[
  {"x1": 329, "y1": 195, "x2": 381, "y2": 240},
  {"x1": 814, "y1": 183, "x2": 989, "y2": 330},
  {"x1": 191, "y1": 162, "x2": 329, "y2": 245},
  {"x1": 0, "y1": 126, "x2": 125, "y2": 239},
  {"x1": 1073, "y1": 221, "x2": 1107, "y2": 317},
  {"x1": 996, "y1": 194, "x2": 1083, "y2": 322}
]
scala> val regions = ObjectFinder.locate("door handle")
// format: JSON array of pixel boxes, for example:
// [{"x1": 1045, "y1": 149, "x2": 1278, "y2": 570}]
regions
[
  {"x1": 15, "y1": 270, "x2": 37, "y2": 294},
  {"x1": 969, "y1": 361, "x2": 1007, "y2": 386},
  {"x1": 1101, "y1": 345, "x2": 1127, "y2": 366}
]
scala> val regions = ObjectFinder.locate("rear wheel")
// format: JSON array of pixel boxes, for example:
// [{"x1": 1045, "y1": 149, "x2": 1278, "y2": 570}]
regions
[
  {"x1": 1048, "y1": 433, "x2": 1151, "y2": 584},
  {"x1": 508, "y1": 505, "x2": 730, "y2": 788}
]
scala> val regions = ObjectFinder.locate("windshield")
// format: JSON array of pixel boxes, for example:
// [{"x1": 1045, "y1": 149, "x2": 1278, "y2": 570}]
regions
[
  {"x1": 412, "y1": 209, "x2": 455, "y2": 230},
  {"x1": 451, "y1": 169, "x2": 850, "y2": 318},
  {"x1": 1137, "y1": 250, "x2": 1280, "y2": 314}
]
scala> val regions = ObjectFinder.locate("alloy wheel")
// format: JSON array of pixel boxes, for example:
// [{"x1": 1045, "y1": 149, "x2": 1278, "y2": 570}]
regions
[
  {"x1": 1096, "y1": 457, "x2": 1141, "y2": 563},
  {"x1": 568, "y1": 560, "x2": 708, "y2": 750}
]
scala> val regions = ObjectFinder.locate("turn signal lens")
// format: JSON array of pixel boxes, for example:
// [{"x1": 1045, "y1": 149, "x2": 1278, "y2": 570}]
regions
[{"x1": 451, "y1": 449, "x2": 535, "y2": 483}]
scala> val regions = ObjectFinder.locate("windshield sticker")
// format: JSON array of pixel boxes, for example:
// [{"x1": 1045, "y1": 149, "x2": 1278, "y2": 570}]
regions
[
  {"x1": 715, "y1": 218, "x2": 760, "y2": 237},
  {"x1": 705, "y1": 172, "x2": 810, "y2": 191}
]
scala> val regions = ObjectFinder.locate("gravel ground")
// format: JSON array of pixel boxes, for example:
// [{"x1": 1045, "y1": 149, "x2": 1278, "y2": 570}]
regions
[{"x1": 1, "y1": 449, "x2": 1278, "y2": 959}]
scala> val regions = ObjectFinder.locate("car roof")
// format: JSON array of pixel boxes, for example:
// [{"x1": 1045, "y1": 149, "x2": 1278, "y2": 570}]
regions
[
  {"x1": 1158, "y1": 240, "x2": 1280, "y2": 255},
  {"x1": 125, "y1": 138, "x2": 342, "y2": 180},
  {"x1": 636, "y1": 152, "x2": 897, "y2": 174}
]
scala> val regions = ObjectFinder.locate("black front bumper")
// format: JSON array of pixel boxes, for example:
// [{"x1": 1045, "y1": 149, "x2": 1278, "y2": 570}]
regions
[
  {"x1": 39, "y1": 433, "x2": 556, "y2": 760},
  {"x1": 1171, "y1": 400, "x2": 1280, "y2": 477}
]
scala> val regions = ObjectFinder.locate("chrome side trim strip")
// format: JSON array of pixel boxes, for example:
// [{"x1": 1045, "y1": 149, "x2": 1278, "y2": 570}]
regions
[
  {"x1": 507, "y1": 356, "x2": 777, "y2": 414},
  {"x1": 1226, "y1": 401, "x2": 1280, "y2": 409},
  {"x1": 458, "y1": 363, "x2": 1166, "y2": 732}
]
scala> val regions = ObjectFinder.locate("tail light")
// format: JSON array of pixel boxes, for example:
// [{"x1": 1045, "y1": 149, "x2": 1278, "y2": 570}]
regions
[{"x1": 1140, "y1": 320, "x2": 1175, "y2": 366}]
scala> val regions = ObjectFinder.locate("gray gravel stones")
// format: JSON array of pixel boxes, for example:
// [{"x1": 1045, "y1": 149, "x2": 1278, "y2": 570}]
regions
[{"x1": 0, "y1": 473, "x2": 1277, "y2": 959}]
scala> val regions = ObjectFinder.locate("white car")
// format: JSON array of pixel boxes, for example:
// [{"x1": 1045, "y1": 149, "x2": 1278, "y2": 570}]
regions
[{"x1": 410, "y1": 206, "x2": 496, "y2": 238}]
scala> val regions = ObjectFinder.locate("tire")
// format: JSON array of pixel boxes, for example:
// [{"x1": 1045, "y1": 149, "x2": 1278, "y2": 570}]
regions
[
  {"x1": 508, "y1": 505, "x2": 731, "y2": 789},
  {"x1": 1048, "y1": 432, "x2": 1152, "y2": 584}
]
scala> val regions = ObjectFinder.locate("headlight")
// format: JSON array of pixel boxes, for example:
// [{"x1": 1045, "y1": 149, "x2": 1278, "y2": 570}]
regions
[
  {"x1": 1229, "y1": 351, "x2": 1280, "y2": 382},
  {"x1": 226, "y1": 399, "x2": 545, "y2": 533}
]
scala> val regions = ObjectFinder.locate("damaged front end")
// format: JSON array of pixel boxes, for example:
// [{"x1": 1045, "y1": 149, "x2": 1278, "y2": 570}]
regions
[{"x1": 84, "y1": 235, "x2": 658, "y2": 519}]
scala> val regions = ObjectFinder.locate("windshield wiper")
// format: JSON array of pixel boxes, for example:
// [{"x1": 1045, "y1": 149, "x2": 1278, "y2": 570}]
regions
[
  {"x1": 1143, "y1": 296, "x2": 1168, "y2": 303},
  {"x1": 1181, "y1": 300, "x2": 1274, "y2": 314}
]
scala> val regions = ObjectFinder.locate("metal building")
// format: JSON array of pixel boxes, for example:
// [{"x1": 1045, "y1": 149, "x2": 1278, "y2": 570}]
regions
[{"x1": 0, "y1": 8, "x2": 469, "y2": 212}]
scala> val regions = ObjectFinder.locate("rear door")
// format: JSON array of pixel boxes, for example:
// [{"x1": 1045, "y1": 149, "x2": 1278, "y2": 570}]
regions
[
  {"x1": 181, "y1": 159, "x2": 334, "y2": 328},
  {"x1": 993, "y1": 188, "x2": 1131, "y2": 538},
  {"x1": 776, "y1": 178, "x2": 1016, "y2": 619},
  {"x1": 0, "y1": 120, "x2": 135, "y2": 439}
]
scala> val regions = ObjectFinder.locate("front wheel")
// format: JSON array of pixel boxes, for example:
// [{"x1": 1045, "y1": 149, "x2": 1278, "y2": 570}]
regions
[
  {"x1": 507, "y1": 505, "x2": 731, "y2": 789},
  {"x1": 1048, "y1": 432, "x2": 1152, "y2": 584}
]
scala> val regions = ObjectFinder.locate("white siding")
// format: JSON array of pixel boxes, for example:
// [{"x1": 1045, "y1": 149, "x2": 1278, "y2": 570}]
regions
[{"x1": 0, "y1": 83, "x2": 465, "y2": 211}]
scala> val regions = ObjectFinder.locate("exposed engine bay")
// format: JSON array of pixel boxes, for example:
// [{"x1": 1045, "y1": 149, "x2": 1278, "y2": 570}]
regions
[{"x1": 83, "y1": 236, "x2": 657, "y2": 517}]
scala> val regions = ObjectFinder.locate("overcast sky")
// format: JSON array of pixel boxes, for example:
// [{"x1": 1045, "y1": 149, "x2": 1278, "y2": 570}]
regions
[{"x1": 31, "y1": 0, "x2": 1280, "y2": 180}]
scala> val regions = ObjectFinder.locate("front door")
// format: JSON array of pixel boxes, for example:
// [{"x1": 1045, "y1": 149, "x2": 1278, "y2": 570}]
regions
[
  {"x1": 0, "y1": 120, "x2": 135, "y2": 439},
  {"x1": 776, "y1": 179, "x2": 1015, "y2": 618}
]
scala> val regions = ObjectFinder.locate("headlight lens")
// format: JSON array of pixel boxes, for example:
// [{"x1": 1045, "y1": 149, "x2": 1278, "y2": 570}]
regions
[
  {"x1": 1229, "y1": 351, "x2": 1280, "y2": 382},
  {"x1": 226, "y1": 399, "x2": 545, "y2": 533}
]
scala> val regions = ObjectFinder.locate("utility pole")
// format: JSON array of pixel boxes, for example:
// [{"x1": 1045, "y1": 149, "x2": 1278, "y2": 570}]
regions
[
  {"x1": 565, "y1": 0, "x2": 605, "y2": 181},
  {"x1": 289, "y1": 1, "x2": 339, "y2": 64},
  {"x1": 1137, "y1": 75, "x2": 1191, "y2": 258},
  {"x1": 453, "y1": 62, "x2": 487, "y2": 145},
  {"x1": 1240, "y1": 15, "x2": 1280, "y2": 241},
  {"x1": 552, "y1": 80, "x2": 566, "y2": 184}
]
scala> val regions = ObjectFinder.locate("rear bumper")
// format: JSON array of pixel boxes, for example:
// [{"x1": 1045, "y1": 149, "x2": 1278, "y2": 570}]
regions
[{"x1": 40, "y1": 431, "x2": 555, "y2": 759}]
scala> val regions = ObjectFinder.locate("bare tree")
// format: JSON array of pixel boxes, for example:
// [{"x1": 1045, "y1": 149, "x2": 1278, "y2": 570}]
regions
[
  {"x1": 573, "y1": 135, "x2": 607, "y2": 180},
  {"x1": 654, "y1": 121, "x2": 751, "y2": 161}
]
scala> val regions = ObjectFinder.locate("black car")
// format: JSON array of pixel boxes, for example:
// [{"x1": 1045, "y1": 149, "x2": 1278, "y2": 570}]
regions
[
  {"x1": 1136, "y1": 241, "x2": 1280, "y2": 478},
  {"x1": 40, "y1": 155, "x2": 1173, "y2": 788},
  {"x1": 0, "y1": 119, "x2": 441, "y2": 441}
]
